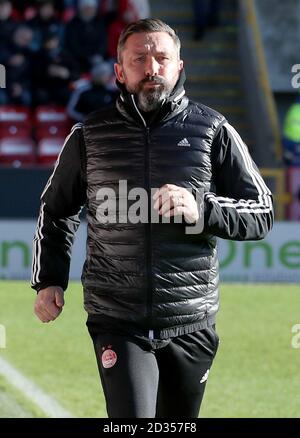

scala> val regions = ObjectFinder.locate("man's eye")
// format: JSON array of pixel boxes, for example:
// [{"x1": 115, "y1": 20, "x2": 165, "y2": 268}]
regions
[
  {"x1": 135, "y1": 57, "x2": 145, "y2": 62},
  {"x1": 158, "y1": 57, "x2": 169, "y2": 62}
]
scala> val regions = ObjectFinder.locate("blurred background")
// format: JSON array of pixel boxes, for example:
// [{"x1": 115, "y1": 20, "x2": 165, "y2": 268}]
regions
[{"x1": 0, "y1": 0, "x2": 299, "y2": 419}]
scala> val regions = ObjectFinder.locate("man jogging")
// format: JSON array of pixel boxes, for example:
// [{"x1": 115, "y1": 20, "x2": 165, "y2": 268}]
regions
[{"x1": 31, "y1": 18, "x2": 274, "y2": 418}]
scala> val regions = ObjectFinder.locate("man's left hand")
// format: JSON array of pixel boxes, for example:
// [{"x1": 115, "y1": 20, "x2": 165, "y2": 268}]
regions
[{"x1": 153, "y1": 184, "x2": 199, "y2": 224}]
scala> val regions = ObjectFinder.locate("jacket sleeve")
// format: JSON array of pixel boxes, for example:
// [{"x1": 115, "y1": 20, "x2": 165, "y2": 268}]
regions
[
  {"x1": 31, "y1": 123, "x2": 87, "y2": 292},
  {"x1": 203, "y1": 121, "x2": 274, "y2": 241}
]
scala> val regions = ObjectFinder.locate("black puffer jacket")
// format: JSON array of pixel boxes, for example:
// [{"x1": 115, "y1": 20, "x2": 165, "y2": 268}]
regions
[{"x1": 31, "y1": 71, "x2": 274, "y2": 338}]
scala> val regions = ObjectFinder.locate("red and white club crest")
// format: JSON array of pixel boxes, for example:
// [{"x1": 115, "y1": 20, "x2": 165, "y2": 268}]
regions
[{"x1": 101, "y1": 348, "x2": 117, "y2": 369}]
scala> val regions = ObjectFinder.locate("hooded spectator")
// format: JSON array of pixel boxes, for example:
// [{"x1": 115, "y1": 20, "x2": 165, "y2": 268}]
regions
[
  {"x1": 28, "y1": 0, "x2": 64, "y2": 50},
  {"x1": 0, "y1": 25, "x2": 34, "y2": 105},
  {"x1": 67, "y1": 61, "x2": 117, "y2": 121},
  {"x1": 64, "y1": 0, "x2": 107, "y2": 72},
  {"x1": 0, "y1": 0, "x2": 18, "y2": 50},
  {"x1": 33, "y1": 29, "x2": 80, "y2": 105}
]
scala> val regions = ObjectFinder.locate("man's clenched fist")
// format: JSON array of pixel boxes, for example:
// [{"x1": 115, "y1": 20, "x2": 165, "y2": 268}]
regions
[{"x1": 34, "y1": 286, "x2": 65, "y2": 323}]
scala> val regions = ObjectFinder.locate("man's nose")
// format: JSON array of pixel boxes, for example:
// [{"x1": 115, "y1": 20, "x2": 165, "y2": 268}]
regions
[{"x1": 144, "y1": 57, "x2": 160, "y2": 77}]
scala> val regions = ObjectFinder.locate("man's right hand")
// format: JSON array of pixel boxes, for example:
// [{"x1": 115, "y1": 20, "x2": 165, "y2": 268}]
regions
[{"x1": 34, "y1": 286, "x2": 65, "y2": 323}]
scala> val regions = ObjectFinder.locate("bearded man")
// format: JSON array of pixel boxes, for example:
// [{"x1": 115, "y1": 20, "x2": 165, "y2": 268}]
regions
[{"x1": 31, "y1": 18, "x2": 273, "y2": 418}]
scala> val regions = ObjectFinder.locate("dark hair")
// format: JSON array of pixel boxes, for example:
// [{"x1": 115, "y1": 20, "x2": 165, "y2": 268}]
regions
[{"x1": 117, "y1": 18, "x2": 181, "y2": 63}]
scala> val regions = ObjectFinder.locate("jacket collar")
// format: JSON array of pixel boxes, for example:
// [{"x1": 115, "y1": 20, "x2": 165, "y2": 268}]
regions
[{"x1": 116, "y1": 69, "x2": 189, "y2": 127}]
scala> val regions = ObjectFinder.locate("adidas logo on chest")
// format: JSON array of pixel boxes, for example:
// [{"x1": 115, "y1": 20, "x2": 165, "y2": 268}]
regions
[{"x1": 177, "y1": 138, "x2": 191, "y2": 147}]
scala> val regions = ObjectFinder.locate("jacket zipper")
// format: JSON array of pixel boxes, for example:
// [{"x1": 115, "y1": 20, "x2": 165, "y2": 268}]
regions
[
  {"x1": 145, "y1": 126, "x2": 153, "y2": 330},
  {"x1": 130, "y1": 95, "x2": 153, "y2": 335}
]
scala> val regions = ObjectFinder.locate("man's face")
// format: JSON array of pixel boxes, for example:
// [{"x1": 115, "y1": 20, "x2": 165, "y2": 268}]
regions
[{"x1": 114, "y1": 32, "x2": 183, "y2": 112}]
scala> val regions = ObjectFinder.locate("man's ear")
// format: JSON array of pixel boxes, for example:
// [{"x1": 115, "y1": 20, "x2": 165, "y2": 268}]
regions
[
  {"x1": 114, "y1": 63, "x2": 125, "y2": 83},
  {"x1": 179, "y1": 59, "x2": 184, "y2": 71}
]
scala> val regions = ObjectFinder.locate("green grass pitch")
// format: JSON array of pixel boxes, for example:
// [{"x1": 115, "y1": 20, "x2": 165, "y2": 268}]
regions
[{"x1": 0, "y1": 281, "x2": 299, "y2": 418}]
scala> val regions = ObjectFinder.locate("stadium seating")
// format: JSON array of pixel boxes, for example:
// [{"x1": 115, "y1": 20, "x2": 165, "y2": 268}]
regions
[
  {"x1": 0, "y1": 106, "x2": 70, "y2": 167},
  {"x1": 0, "y1": 137, "x2": 36, "y2": 167},
  {"x1": 34, "y1": 105, "x2": 71, "y2": 141},
  {"x1": 34, "y1": 105, "x2": 70, "y2": 124},
  {"x1": 37, "y1": 137, "x2": 64, "y2": 165},
  {"x1": 0, "y1": 105, "x2": 32, "y2": 138}
]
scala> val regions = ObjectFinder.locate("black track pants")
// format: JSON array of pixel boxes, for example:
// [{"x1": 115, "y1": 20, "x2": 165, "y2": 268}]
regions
[{"x1": 88, "y1": 325, "x2": 219, "y2": 418}]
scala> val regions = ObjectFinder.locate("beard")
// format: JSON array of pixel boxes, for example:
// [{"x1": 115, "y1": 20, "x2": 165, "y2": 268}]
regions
[{"x1": 133, "y1": 75, "x2": 176, "y2": 112}]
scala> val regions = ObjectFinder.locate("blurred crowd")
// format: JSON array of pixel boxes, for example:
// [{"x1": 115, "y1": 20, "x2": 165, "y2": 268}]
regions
[{"x1": 0, "y1": 0, "x2": 150, "y2": 120}]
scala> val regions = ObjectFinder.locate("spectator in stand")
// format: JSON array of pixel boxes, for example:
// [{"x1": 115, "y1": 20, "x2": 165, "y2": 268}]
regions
[
  {"x1": 0, "y1": 0, "x2": 18, "y2": 50},
  {"x1": 52, "y1": 0, "x2": 71, "y2": 14},
  {"x1": 0, "y1": 25, "x2": 34, "y2": 105},
  {"x1": 125, "y1": 0, "x2": 150, "y2": 20},
  {"x1": 99, "y1": 0, "x2": 118, "y2": 26},
  {"x1": 67, "y1": 61, "x2": 117, "y2": 121},
  {"x1": 33, "y1": 30, "x2": 80, "y2": 105},
  {"x1": 107, "y1": 5, "x2": 134, "y2": 59},
  {"x1": 107, "y1": 0, "x2": 150, "y2": 59},
  {"x1": 64, "y1": 0, "x2": 107, "y2": 73},
  {"x1": 28, "y1": 0, "x2": 64, "y2": 51},
  {"x1": 192, "y1": 0, "x2": 222, "y2": 40},
  {"x1": 11, "y1": 0, "x2": 35, "y2": 15},
  {"x1": 62, "y1": 0, "x2": 118, "y2": 25},
  {"x1": 117, "y1": 0, "x2": 150, "y2": 23},
  {"x1": 12, "y1": 0, "x2": 66, "y2": 15}
]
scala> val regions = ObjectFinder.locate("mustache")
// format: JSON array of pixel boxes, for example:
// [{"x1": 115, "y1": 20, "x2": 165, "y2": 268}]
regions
[{"x1": 140, "y1": 76, "x2": 165, "y2": 85}]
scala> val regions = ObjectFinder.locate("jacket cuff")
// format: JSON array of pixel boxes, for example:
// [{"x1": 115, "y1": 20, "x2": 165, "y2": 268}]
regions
[{"x1": 32, "y1": 283, "x2": 61, "y2": 293}]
